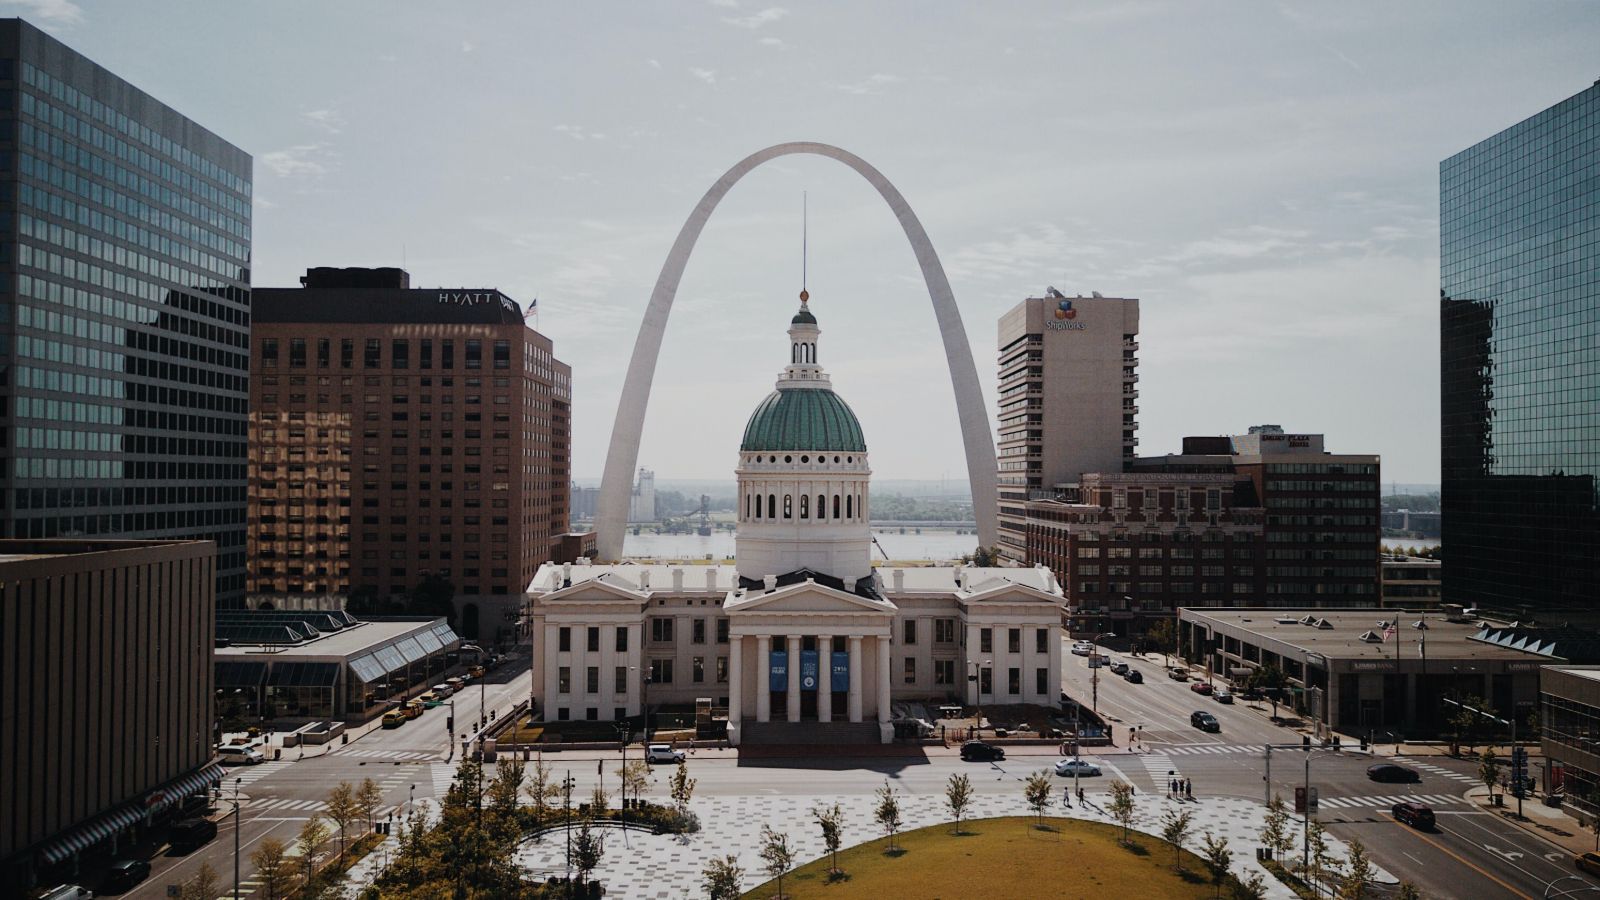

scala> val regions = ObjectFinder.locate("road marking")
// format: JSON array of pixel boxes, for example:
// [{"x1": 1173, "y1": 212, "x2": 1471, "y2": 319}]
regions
[{"x1": 1389, "y1": 814, "x2": 1535, "y2": 900}]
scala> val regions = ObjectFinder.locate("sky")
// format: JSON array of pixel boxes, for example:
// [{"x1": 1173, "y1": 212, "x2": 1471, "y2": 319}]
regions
[{"x1": 14, "y1": 0, "x2": 1598, "y2": 487}]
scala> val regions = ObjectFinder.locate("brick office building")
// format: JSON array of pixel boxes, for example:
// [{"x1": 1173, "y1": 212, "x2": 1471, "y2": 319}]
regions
[{"x1": 248, "y1": 268, "x2": 571, "y2": 645}]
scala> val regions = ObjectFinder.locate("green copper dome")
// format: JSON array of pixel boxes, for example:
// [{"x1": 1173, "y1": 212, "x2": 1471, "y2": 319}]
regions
[
  {"x1": 740, "y1": 388, "x2": 866, "y2": 452},
  {"x1": 791, "y1": 306, "x2": 817, "y2": 325}
]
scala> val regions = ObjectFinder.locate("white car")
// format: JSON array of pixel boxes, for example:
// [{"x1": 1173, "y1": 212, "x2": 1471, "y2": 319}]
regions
[
  {"x1": 644, "y1": 743, "x2": 685, "y2": 765},
  {"x1": 217, "y1": 745, "x2": 264, "y2": 765},
  {"x1": 1054, "y1": 757, "x2": 1101, "y2": 777},
  {"x1": 1071, "y1": 641, "x2": 1095, "y2": 656}
]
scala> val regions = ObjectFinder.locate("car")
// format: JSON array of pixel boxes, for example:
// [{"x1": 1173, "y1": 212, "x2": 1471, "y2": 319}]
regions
[
  {"x1": 382, "y1": 710, "x2": 407, "y2": 729},
  {"x1": 39, "y1": 885, "x2": 93, "y2": 900},
  {"x1": 1392, "y1": 801, "x2": 1435, "y2": 830},
  {"x1": 1577, "y1": 852, "x2": 1600, "y2": 877},
  {"x1": 1123, "y1": 669, "x2": 1144, "y2": 684},
  {"x1": 1168, "y1": 666, "x2": 1190, "y2": 681},
  {"x1": 446, "y1": 677, "x2": 466, "y2": 692},
  {"x1": 168, "y1": 817, "x2": 218, "y2": 853},
  {"x1": 217, "y1": 745, "x2": 263, "y2": 766},
  {"x1": 1109, "y1": 661, "x2": 1130, "y2": 675},
  {"x1": 1366, "y1": 763, "x2": 1421, "y2": 783},
  {"x1": 417, "y1": 691, "x2": 443, "y2": 708},
  {"x1": 645, "y1": 743, "x2": 685, "y2": 765},
  {"x1": 960, "y1": 740, "x2": 1006, "y2": 762},
  {"x1": 1054, "y1": 757, "x2": 1102, "y2": 777},
  {"x1": 403, "y1": 700, "x2": 424, "y2": 719},
  {"x1": 1190, "y1": 711, "x2": 1220, "y2": 732},
  {"x1": 1189, "y1": 681, "x2": 1213, "y2": 695},
  {"x1": 468, "y1": 665, "x2": 486, "y2": 678},
  {"x1": 1213, "y1": 689, "x2": 1233, "y2": 704},
  {"x1": 432, "y1": 683, "x2": 455, "y2": 698},
  {"x1": 1071, "y1": 641, "x2": 1095, "y2": 656},
  {"x1": 102, "y1": 859, "x2": 151, "y2": 892}
]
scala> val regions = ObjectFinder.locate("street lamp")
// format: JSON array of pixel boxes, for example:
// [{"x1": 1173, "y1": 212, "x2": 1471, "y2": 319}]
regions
[
  {"x1": 968, "y1": 658, "x2": 992, "y2": 735},
  {"x1": 231, "y1": 776, "x2": 242, "y2": 900},
  {"x1": 1089, "y1": 632, "x2": 1115, "y2": 714}
]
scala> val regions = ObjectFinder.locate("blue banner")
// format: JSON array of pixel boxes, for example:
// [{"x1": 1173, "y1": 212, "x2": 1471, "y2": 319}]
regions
[
  {"x1": 831, "y1": 651, "x2": 849, "y2": 693},
  {"x1": 769, "y1": 650, "x2": 788, "y2": 693},
  {"x1": 800, "y1": 650, "x2": 820, "y2": 692}
]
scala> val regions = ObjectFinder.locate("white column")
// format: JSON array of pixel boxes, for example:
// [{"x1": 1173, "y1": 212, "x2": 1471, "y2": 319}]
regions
[
  {"x1": 965, "y1": 623, "x2": 982, "y2": 706},
  {"x1": 876, "y1": 635, "x2": 892, "y2": 724},
  {"x1": 543, "y1": 622, "x2": 561, "y2": 716},
  {"x1": 848, "y1": 636, "x2": 863, "y2": 723},
  {"x1": 599, "y1": 625, "x2": 616, "y2": 716},
  {"x1": 816, "y1": 634, "x2": 833, "y2": 722},
  {"x1": 1046, "y1": 624, "x2": 1062, "y2": 709},
  {"x1": 756, "y1": 635, "x2": 771, "y2": 723},
  {"x1": 787, "y1": 634, "x2": 802, "y2": 723},
  {"x1": 728, "y1": 635, "x2": 743, "y2": 724},
  {"x1": 626, "y1": 623, "x2": 642, "y2": 716}
]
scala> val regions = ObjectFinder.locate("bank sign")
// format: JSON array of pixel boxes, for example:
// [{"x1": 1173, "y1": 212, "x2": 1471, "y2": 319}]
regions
[{"x1": 1045, "y1": 298, "x2": 1086, "y2": 331}]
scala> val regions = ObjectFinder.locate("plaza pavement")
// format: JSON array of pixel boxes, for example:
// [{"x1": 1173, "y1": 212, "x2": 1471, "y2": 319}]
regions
[{"x1": 514, "y1": 785, "x2": 1395, "y2": 899}]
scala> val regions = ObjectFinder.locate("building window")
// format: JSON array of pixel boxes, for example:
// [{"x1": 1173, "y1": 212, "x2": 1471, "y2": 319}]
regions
[
  {"x1": 615, "y1": 626, "x2": 628, "y2": 652},
  {"x1": 558, "y1": 627, "x2": 571, "y2": 652},
  {"x1": 716, "y1": 657, "x2": 729, "y2": 683},
  {"x1": 558, "y1": 666, "x2": 571, "y2": 694},
  {"x1": 615, "y1": 666, "x2": 628, "y2": 694},
  {"x1": 442, "y1": 340, "x2": 455, "y2": 369},
  {"x1": 289, "y1": 338, "x2": 306, "y2": 367},
  {"x1": 587, "y1": 627, "x2": 600, "y2": 652},
  {"x1": 1036, "y1": 667, "x2": 1048, "y2": 696},
  {"x1": 586, "y1": 708, "x2": 598, "y2": 721},
  {"x1": 421, "y1": 339, "x2": 433, "y2": 369},
  {"x1": 1035, "y1": 628, "x2": 1048, "y2": 654},
  {"x1": 585, "y1": 666, "x2": 599, "y2": 694},
  {"x1": 903, "y1": 619, "x2": 917, "y2": 645},
  {"x1": 393, "y1": 339, "x2": 410, "y2": 369},
  {"x1": 1008, "y1": 629, "x2": 1021, "y2": 654},
  {"x1": 783, "y1": 495, "x2": 793, "y2": 519},
  {"x1": 716, "y1": 618, "x2": 729, "y2": 643},
  {"x1": 1008, "y1": 667, "x2": 1021, "y2": 696},
  {"x1": 979, "y1": 667, "x2": 993, "y2": 695},
  {"x1": 493, "y1": 340, "x2": 510, "y2": 369},
  {"x1": 650, "y1": 618, "x2": 674, "y2": 642},
  {"x1": 614, "y1": 707, "x2": 626, "y2": 721},
  {"x1": 693, "y1": 657, "x2": 705, "y2": 683},
  {"x1": 980, "y1": 628, "x2": 992, "y2": 653},
  {"x1": 317, "y1": 338, "x2": 331, "y2": 368},
  {"x1": 341, "y1": 339, "x2": 354, "y2": 368},
  {"x1": 693, "y1": 618, "x2": 706, "y2": 644},
  {"x1": 935, "y1": 660, "x2": 955, "y2": 685},
  {"x1": 261, "y1": 338, "x2": 279, "y2": 366},
  {"x1": 650, "y1": 658, "x2": 673, "y2": 684},
  {"x1": 904, "y1": 657, "x2": 916, "y2": 684},
  {"x1": 466, "y1": 339, "x2": 482, "y2": 369},
  {"x1": 365, "y1": 339, "x2": 381, "y2": 368},
  {"x1": 935, "y1": 619, "x2": 956, "y2": 643},
  {"x1": 557, "y1": 707, "x2": 570, "y2": 721}
]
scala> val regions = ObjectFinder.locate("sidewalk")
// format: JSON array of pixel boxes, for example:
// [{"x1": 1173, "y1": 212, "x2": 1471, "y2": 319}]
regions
[{"x1": 1464, "y1": 786, "x2": 1592, "y2": 858}]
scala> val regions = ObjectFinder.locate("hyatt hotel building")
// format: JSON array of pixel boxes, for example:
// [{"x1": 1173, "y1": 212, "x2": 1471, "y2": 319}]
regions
[
  {"x1": 0, "y1": 20, "x2": 253, "y2": 604},
  {"x1": 249, "y1": 267, "x2": 571, "y2": 644}
]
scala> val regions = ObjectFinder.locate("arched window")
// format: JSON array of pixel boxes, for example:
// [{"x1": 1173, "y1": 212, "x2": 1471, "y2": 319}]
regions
[
  {"x1": 800, "y1": 495, "x2": 809, "y2": 518},
  {"x1": 817, "y1": 493, "x2": 826, "y2": 520},
  {"x1": 783, "y1": 494, "x2": 793, "y2": 519},
  {"x1": 768, "y1": 494, "x2": 776, "y2": 519},
  {"x1": 846, "y1": 494, "x2": 853, "y2": 519},
  {"x1": 833, "y1": 494, "x2": 841, "y2": 519},
  {"x1": 745, "y1": 493, "x2": 750, "y2": 519}
]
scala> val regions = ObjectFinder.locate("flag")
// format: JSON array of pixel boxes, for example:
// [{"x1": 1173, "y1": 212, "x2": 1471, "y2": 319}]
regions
[{"x1": 1382, "y1": 621, "x2": 1396, "y2": 642}]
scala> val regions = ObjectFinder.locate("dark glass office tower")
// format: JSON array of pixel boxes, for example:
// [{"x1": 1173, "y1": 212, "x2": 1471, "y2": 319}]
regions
[
  {"x1": 1440, "y1": 81, "x2": 1600, "y2": 617},
  {"x1": 0, "y1": 20, "x2": 252, "y2": 603}
]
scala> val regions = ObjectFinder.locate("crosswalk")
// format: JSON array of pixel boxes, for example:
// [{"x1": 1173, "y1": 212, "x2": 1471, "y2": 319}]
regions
[
  {"x1": 1138, "y1": 752, "x2": 1178, "y2": 778},
  {"x1": 253, "y1": 797, "x2": 329, "y2": 813},
  {"x1": 332, "y1": 747, "x2": 439, "y2": 761},
  {"x1": 1318, "y1": 792, "x2": 1465, "y2": 810},
  {"x1": 224, "y1": 759, "x2": 293, "y2": 789},
  {"x1": 431, "y1": 762, "x2": 457, "y2": 798},
  {"x1": 1164, "y1": 744, "x2": 1267, "y2": 756},
  {"x1": 1390, "y1": 757, "x2": 1478, "y2": 783}
]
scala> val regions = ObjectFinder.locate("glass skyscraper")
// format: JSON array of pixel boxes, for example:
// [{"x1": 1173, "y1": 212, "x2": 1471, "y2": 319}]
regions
[
  {"x1": 1440, "y1": 81, "x2": 1600, "y2": 616},
  {"x1": 0, "y1": 20, "x2": 252, "y2": 603}
]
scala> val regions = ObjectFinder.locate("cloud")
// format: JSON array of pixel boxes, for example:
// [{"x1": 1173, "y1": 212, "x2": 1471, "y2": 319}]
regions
[
  {"x1": 722, "y1": 6, "x2": 787, "y2": 28},
  {"x1": 648, "y1": 58, "x2": 662, "y2": 69},
  {"x1": 689, "y1": 67, "x2": 717, "y2": 85},
  {"x1": 759, "y1": 36, "x2": 784, "y2": 47},
  {"x1": 553, "y1": 124, "x2": 607, "y2": 141},
  {"x1": 707, "y1": 0, "x2": 740, "y2": 7},
  {"x1": 302, "y1": 109, "x2": 344, "y2": 134},
  {"x1": 1164, "y1": 225, "x2": 1310, "y2": 264},
  {"x1": 1, "y1": 0, "x2": 83, "y2": 26},
  {"x1": 460, "y1": 39, "x2": 474, "y2": 53},
  {"x1": 831, "y1": 73, "x2": 903, "y2": 95},
  {"x1": 260, "y1": 144, "x2": 332, "y2": 178},
  {"x1": 944, "y1": 222, "x2": 1118, "y2": 283}
]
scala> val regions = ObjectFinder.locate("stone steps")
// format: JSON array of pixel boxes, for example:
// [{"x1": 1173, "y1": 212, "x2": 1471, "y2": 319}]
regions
[{"x1": 740, "y1": 721, "x2": 879, "y2": 745}]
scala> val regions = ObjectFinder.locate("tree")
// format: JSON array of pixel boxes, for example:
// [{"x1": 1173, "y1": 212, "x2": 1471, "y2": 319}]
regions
[
  {"x1": 296, "y1": 814, "x2": 331, "y2": 885},
  {"x1": 1337, "y1": 837, "x2": 1375, "y2": 899},
  {"x1": 572, "y1": 817, "x2": 604, "y2": 887},
  {"x1": 1023, "y1": 770, "x2": 1054, "y2": 826},
  {"x1": 1395, "y1": 882, "x2": 1423, "y2": 900},
  {"x1": 1161, "y1": 808, "x2": 1195, "y2": 873},
  {"x1": 874, "y1": 781, "x2": 903, "y2": 852},
  {"x1": 1260, "y1": 793, "x2": 1293, "y2": 861},
  {"x1": 945, "y1": 772, "x2": 974, "y2": 835},
  {"x1": 670, "y1": 758, "x2": 697, "y2": 812},
  {"x1": 1253, "y1": 664, "x2": 1288, "y2": 720},
  {"x1": 527, "y1": 753, "x2": 559, "y2": 826},
  {"x1": 249, "y1": 837, "x2": 293, "y2": 900},
  {"x1": 590, "y1": 783, "x2": 610, "y2": 815},
  {"x1": 759, "y1": 824, "x2": 795, "y2": 899},
  {"x1": 1200, "y1": 831, "x2": 1231, "y2": 899},
  {"x1": 1306, "y1": 819, "x2": 1335, "y2": 894},
  {"x1": 179, "y1": 862, "x2": 220, "y2": 900},
  {"x1": 355, "y1": 777, "x2": 384, "y2": 832},
  {"x1": 702, "y1": 854, "x2": 744, "y2": 900},
  {"x1": 617, "y1": 758, "x2": 651, "y2": 807},
  {"x1": 812, "y1": 803, "x2": 845, "y2": 877},
  {"x1": 1450, "y1": 694, "x2": 1488, "y2": 755},
  {"x1": 1147, "y1": 617, "x2": 1177, "y2": 665},
  {"x1": 1108, "y1": 780, "x2": 1137, "y2": 846},
  {"x1": 1232, "y1": 871, "x2": 1269, "y2": 900},
  {"x1": 324, "y1": 781, "x2": 360, "y2": 863},
  {"x1": 1478, "y1": 748, "x2": 1502, "y2": 802},
  {"x1": 965, "y1": 545, "x2": 1003, "y2": 567}
]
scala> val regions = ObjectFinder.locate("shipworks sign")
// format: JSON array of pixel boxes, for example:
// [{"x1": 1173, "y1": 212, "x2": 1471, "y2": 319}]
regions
[
  {"x1": 438, "y1": 291, "x2": 520, "y2": 315},
  {"x1": 1045, "y1": 298, "x2": 1086, "y2": 331}
]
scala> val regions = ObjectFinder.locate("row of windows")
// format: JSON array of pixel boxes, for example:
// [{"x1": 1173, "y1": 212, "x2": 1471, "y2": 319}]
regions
[
  {"x1": 745, "y1": 492, "x2": 860, "y2": 521},
  {"x1": 260, "y1": 338, "x2": 512, "y2": 371}
]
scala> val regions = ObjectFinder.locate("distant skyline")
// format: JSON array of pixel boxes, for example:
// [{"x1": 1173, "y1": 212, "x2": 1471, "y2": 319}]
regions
[{"x1": 18, "y1": 1, "x2": 1600, "y2": 485}]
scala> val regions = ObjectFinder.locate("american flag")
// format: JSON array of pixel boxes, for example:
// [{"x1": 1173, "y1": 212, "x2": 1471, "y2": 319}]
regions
[{"x1": 1383, "y1": 620, "x2": 1397, "y2": 642}]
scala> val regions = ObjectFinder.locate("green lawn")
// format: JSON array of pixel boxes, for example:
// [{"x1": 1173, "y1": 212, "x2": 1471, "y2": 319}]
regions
[{"x1": 742, "y1": 816, "x2": 1216, "y2": 900}]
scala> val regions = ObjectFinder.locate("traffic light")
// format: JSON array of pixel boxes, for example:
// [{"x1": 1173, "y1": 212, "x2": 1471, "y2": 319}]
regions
[{"x1": 446, "y1": 715, "x2": 454, "y2": 732}]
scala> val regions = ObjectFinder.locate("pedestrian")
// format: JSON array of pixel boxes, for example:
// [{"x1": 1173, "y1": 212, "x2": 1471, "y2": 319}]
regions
[
  {"x1": 1063, "y1": 786, "x2": 1072, "y2": 807},
  {"x1": 1077, "y1": 786, "x2": 1085, "y2": 805},
  {"x1": 1186, "y1": 779, "x2": 1193, "y2": 799}
]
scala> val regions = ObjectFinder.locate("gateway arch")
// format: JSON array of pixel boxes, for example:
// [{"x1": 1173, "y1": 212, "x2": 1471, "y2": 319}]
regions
[{"x1": 594, "y1": 141, "x2": 997, "y2": 560}]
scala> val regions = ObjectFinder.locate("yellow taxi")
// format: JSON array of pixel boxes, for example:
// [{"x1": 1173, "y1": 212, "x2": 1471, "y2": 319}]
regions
[
  {"x1": 468, "y1": 665, "x2": 486, "y2": 678},
  {"x1": 403, "y1": 700, "x2": 424, "y2": 720},
  {"x1": 1577, "y1": 852, "x2": 1600, "y2": 877},
  {"x1": 381, "y1": 710, "x2": 407, "y2": 729}
]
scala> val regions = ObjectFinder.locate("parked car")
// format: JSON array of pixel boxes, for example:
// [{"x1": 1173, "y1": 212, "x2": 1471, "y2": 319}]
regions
[
  {"x1": 432, "y1": 683, "x2": 455, "y2": 698},
  {"x1": 1213, "y1": 689, "x2": 1234, "y2": 704},
  {"x1": 1392, "y1": 801, "x2": 1435, "y2": 830},
  {"x1": 1123, "y1": 669, "x2": 1144, "y2": 684},
  {"x1": 645, "y1": 743, "x2": 685, "y2": 765},
  {"x1": 168, "y1": 817, "x2": 218, "y2": 854},
  {"x1": 468, "y1": 665, "x2": 486, "y2": 678},
  {"x1": 403, "y1": 700, "x2": 424, "y2": 719},
  {"x1": 1190, "y1": 711, "x2": 1220, "y2": 732},
  {"x1": 102, "y1": 859, "x2": 151, "y2": 892},
  {"x1": 1189, "y1": 681, "x2": 1213, "y2": 695},
  {"x1": 446, "y1": 677, "x2": 466, "y2": 692},
  {"x1": 417, "y1": 691, "x2": 443, "y2": 708},
  {"x1": 1168, "y1": 667, "x2": 1190, "y2": 681},
  {"x1": 1109, "y1": 661, "x2": 1130, "y2": 675},
  {"x1": 39, "y1": 885, "x2": 93, "y2": 900},
  {"x1": 1071, "y1": 641, "x2": 1095, "y2": 656},
  {"x1": 382, "y1": 710, "x2": 407, "y2": 729},
  {"x1": 960, "y1": 740, "x2": 1006, "y2": 762},
  {"x1": 217, "y1": 745, "x2": 263, "y2": 766},
  {"x1": 1576, "y1": 852, "x2": 1600, "y2": 877},
  {"x1": 1054, "y1": 757, "x2": 1102, "y2": 777},
  {"x1": 1367, "y1": 763, "x2": 1421, "y2": 783}
]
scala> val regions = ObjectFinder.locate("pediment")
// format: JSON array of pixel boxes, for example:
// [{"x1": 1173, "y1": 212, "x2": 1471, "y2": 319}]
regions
[
  {"x1": 541, "y1": 576, "x2": 650, "y2": 605},
  {"x1": 960, "y1": 579, "x2": 1064, "y2": 607},
  {"x1": 726, "y1": 580, "x2": 896, "y2": 616}
]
